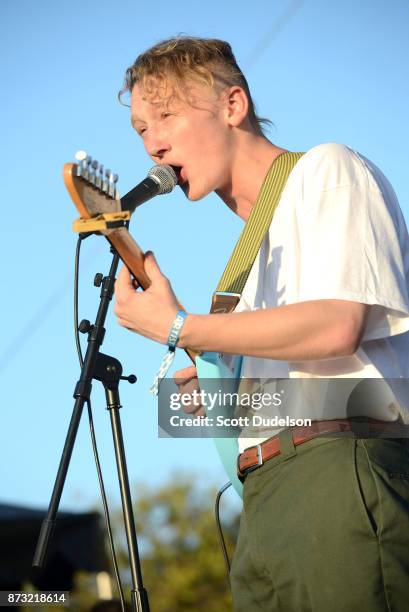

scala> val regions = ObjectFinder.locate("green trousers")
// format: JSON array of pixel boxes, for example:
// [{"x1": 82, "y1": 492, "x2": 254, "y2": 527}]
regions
[{"x1": 230, "y1": 432, "x2": 409, "y2": 611}]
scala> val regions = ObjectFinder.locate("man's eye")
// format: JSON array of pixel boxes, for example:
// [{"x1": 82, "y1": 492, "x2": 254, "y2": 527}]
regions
[{"x1": 161, "y1": 112, "x2": 172, "y2": 119}]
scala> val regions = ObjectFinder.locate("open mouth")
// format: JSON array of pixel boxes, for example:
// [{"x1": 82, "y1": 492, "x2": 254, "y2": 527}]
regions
[
  {"x1": 170, "y1": 165, "x2": 186, "y2": 185},
  {"x1": 170, "y1": 165, "x2": 181, "y2": 182}
]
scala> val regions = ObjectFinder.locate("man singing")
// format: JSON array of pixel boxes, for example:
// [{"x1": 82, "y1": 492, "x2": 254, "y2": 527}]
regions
[{"x1": 114, "y1": 36, "x2": 409, "y2": 611}]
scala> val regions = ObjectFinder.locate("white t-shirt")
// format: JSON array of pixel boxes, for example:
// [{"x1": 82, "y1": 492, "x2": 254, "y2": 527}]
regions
[{"x1": 234, "y1": 143, "x2": 409, "y2": 452}]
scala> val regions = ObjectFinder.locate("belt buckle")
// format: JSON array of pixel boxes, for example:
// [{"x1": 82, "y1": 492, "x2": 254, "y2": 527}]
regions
[
  {"x1": 237, "y1": 443, "x2": 264, "y2": 483},
  {"x1": 256, "y1": 443, "x2": 264, "y2": 467}
]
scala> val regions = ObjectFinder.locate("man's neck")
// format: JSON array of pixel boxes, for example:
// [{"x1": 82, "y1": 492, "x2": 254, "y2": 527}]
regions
[{"x1": 215, "y1": 135, "x2": 287, "y2": 221}]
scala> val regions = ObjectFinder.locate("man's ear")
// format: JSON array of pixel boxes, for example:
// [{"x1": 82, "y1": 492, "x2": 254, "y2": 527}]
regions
[{"x1": 224, "y1": 86, "x2": 249, "y2": 127}]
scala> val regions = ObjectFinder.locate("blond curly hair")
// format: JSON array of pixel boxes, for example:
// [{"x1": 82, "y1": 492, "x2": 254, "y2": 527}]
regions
[{"x1": 119, "y1": 36, "x2": 272, "y2": 135}]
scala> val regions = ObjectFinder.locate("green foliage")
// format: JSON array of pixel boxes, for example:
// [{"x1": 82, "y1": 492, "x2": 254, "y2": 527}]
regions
[
  {"x1": 116, "y1": 474, "x2": 240, "y2": 612},
  {"x1": 19, "y1": 476, "x2": 240, "y2": 612}
]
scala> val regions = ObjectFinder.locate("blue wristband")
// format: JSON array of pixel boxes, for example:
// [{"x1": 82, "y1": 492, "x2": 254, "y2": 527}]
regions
[
  {"x1": 149, "y1": 310, "x2": 188, "y2": 396},
  {"x1": 167, "y1": 310, "x2": 187, "y2": 349}
]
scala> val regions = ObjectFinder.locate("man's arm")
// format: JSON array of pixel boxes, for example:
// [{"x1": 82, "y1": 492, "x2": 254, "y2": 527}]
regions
[
  {"x1": 179, "y1": 300, "x2": 370, "y2": 361},
  {"x1": 114, "y1": 254, "x2": 370, "y2": 362}
]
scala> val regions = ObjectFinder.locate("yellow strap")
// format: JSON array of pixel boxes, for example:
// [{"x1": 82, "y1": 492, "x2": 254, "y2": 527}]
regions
[{"x1": 216, "y1": 151, "x2": 304, "y2": 295}]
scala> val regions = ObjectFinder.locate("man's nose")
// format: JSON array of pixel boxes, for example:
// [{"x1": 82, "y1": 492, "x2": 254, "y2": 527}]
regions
[{"x1": 145, "y1": 131, "x2": 171, "y2": 161}]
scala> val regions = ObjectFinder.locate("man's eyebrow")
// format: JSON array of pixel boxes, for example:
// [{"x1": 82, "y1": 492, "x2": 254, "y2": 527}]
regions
[{"x1": 131, "y1": 114, "x2": 145, "y2": 129}]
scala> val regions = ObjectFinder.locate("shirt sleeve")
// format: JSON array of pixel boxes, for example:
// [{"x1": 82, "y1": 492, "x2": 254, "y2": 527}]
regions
[{"x1": 296, "y1": 144, "x2": 409, "y2": 341}]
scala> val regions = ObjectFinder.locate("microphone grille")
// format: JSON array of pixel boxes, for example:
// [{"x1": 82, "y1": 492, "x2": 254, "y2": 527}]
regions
[{"x1": 148, "y1": 165, "x2": 177, "y2": 194}]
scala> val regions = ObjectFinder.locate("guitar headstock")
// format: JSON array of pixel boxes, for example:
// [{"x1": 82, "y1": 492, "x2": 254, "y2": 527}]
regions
[
  {"x1": 62, "y1": 151, "x2": 197, "y2": 363},
  {"x1": 63, "y1": 151, "x2": 121, "y2": 219}
]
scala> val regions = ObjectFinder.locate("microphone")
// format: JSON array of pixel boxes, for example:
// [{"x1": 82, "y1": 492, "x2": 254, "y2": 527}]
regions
[{"x1": 120, "y1": 165, "x2": 178, "y2": 214}]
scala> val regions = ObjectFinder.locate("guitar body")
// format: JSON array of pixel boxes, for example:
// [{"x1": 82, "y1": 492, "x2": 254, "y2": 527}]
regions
[{"x1": 196, "y1": 352, "x2": 243, "y2": 498}]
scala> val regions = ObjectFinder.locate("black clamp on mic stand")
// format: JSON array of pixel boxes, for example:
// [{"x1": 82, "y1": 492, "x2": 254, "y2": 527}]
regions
[{"x1": 33, "y1": 241, "x2": 150, "y2": 612}]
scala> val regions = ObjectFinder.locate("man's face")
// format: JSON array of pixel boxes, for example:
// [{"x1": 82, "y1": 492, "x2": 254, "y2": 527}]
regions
[{"x1": 130, "y1": 79, "x2": 233, "y2": 201}]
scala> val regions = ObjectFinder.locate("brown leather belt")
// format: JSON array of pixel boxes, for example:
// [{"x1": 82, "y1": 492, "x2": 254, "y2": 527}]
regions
[{"x1": 237, "y1": 418, "x2": 409, "y2": 481}]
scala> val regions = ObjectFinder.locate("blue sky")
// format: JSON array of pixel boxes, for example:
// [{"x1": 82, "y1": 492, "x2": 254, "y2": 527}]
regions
[{"x1": 1, "y1": 0, "x2": 408, "y2": 513}]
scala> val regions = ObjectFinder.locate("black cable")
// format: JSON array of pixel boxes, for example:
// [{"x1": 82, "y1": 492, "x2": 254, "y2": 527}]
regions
[
  {"x1": 86, "y1": 398, "x2": 127, "y2": 611},
  {"x1": 214, "y1": 481, "x2": 233, "y2": 587},
  {"x1": 74, "y1": 236, "x2": 85, "y2": 368},
  {"x1": 74, "y1": 235, "x2": 127, "y2": 612}
]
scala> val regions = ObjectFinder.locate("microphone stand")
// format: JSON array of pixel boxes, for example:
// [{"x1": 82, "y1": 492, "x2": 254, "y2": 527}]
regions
[{"x1": 33, "y1": 242, "x2": 150, "y2": 612}]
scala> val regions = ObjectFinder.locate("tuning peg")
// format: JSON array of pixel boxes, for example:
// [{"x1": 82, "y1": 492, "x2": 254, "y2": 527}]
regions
[
  {"x1": 96, "y1": 164, "x2": 104, "y2": 190},
  {"x1": 84, "y1": 155, "x2": 92, "y2": 181},
  {"x1": 107, "y1": 170, "x2": 116, "y2": 198},
  {"x1": 110, "y1": 171, "x2": 119, "y2": 198},
  {"x1": 75, "y1": 150, "x2": 87, "y2": 177},
  {"x1": 113, "y1": 173, "x2": 119, "y2": 199},
  {"x1": 75, "y1": 150, "x2": 87, "y2": 161},
  {"x1": 90, "y1": 159, "x2": 99, "y2": 186},
  {"x1": 103, "y1": 168, "x2": 111, "y2": 194}
]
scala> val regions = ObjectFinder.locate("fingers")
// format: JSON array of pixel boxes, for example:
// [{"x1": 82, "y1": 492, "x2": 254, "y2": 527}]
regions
[
  {"x1": 115, "y1": 251, "x2": 165, "y2": 305},
  {"x1": 183, "y1": 403, "x2": 205, "y2": 417},
  {"x1": 176, "y1": 375, "x2": 199, "y2": 397},
  {"x1": 173, "y1": 365, "x2": 197, "y2": 385},
  {"x1": 144, "y1": 251, "x2": 167, "y2": 284},
  {"x1": 172, "y1": 364, "x2": 204, "y2": 416},
  {"x1": 115, "y1": 265, "x2": 135, "y2": 302}
]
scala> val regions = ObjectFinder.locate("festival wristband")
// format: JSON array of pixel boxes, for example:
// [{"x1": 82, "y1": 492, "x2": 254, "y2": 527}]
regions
[
  {"x1": 167, "y1": 310, "x2": 188, "y2": 348},
  {"x1": 150, "y1": 310, "x2": 188, "y2": 395}
]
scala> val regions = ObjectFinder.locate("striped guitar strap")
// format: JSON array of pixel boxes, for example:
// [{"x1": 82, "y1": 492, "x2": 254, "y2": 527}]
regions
[
  {"x1": 196, "y1": 151, "x2": 304, "y2": 498},
  {"x1": 211, "y1": 151, "x2": 304, "y2": 314}
]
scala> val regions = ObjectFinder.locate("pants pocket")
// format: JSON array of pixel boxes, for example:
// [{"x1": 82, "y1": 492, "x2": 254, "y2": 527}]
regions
[{"x1": 351, "y1": 439, "x2": 380, "y2": 539}]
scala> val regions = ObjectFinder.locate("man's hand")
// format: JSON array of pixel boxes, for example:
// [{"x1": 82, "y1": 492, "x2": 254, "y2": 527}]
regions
[
  {"x1": 173, "y1": 365, "x2": 205, "y2": 417},
  {"x1": 114, "y1": 251, "x2": 179, "y2": 344}
]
